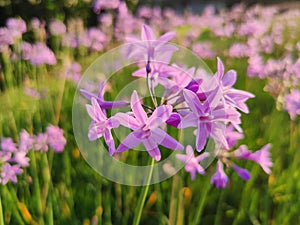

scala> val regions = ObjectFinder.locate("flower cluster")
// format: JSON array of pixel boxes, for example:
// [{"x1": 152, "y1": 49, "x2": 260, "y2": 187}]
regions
[
  {"x1": 82, "y1": 25, "x2": 272, "y2": 188},
  {"x1": 0, "y1": 125, "x2": 66, "y2": 185}
]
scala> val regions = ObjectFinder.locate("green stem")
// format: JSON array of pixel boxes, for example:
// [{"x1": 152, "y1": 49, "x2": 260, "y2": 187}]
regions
[
  {"x1": 146, "y1": 72, "x2": 157, "y2": 108},
  {"x1": 0, "y1": 195, "x2": 4, "y2": 225},
  {"x1": 132, "y1": 158, "x2": 155, "y2": 225},
  {"x1": 192, "y1": 179, "x2": 211, "y2": 225}
]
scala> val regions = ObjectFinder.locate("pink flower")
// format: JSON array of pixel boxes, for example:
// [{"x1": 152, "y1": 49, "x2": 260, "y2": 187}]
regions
[
  {"x1": 115, "y1": 91, "x2": 183, "y2": 161},
  {"x1": 176, "y1": 145, "x2": 209, "y2": 180}
]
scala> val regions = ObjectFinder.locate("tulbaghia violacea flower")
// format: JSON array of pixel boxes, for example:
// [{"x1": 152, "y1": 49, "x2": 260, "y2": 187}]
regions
[
  {"x1": 1, "y1": 138, "x2": 18, "y2": 152},
  {"x1": 93, "y1": 0, "x2": 120, "y2": 14},
  {"x1": 284, "y1": 89, "x2": 300, "y2": 120},
  {"x1": 214, "y1": 58, "x2": 255, "y2": 114},
  {"x1": 86, "y1": 97, "x2": 119, "y2": 155},
  {"x1": 30, "y1": 42, "x2": 56, "y2": 66},
  {"x1": 176, "y1": 145, "x2": 209, "y2": 180},
  {"x1": 233, "y1": 144, "x2": 273, "y2": 174},
  {"x1": 6, "y1": 18, "x2": 27, "y2": 38},
  {"x1": 179, "y1": 89, "x2": 241, "y2": 151},
  {"x1": 33, "y1": 133, "x2": 49, "y2": 152},
  {"x1": 80, "y1": 81, "x2": 128, "y2": 109},
  {"x1": 125, "y1": 24, "x2": 178, "y2": 64},
  {"x1": 115, "y1": 91, "x2": 183, "y2": 161},
  {"x1": 232, "y1": 164, "x2": 251, "y2": 180},
  {"x1": 46, "y1": 125, "x2": 67, "y2": 153},
  {"x1": 49, "y1": 19, "x2": 66, "y2": 36},
  {"x1": 0, "y1": 163, "x2": 23, "y2": 185},
  {"x1": 211, "y1": 160, "x2": 229, "y2": 188}
]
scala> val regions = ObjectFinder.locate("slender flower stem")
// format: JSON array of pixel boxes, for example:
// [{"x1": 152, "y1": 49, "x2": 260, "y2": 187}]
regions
[
  {"x1": 146, "y1": 61, "x2": 157, "y2": 107},
  {"x1": 132, "y1": 157, "x2": 155, "y2": 225},
  {"x1": 0, "y1": 195, "x2": 4, "y2": 225}
]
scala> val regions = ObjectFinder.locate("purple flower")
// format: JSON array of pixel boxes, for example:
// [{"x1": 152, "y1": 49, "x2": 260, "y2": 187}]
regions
[
  {"x1": 232, "y1": 164, "x2": 251, "y2": 180},
  {"x1": 192, "y1": 42, "x2": 216, "y2": 59},
  {"x1": 0, "y1": 27, "x2": 14, "y2": 48},
  {"x1": 20, "y1": 41, "x2": 32, "y2": 60},
  {"x1": 224, "y1": 125, "x2": 244, "y2": 149},
  {"x1": 214, "y1": 58, "x2": 255, "y2": 113},
  {"x1": 211, "y1": 160, "x2": 229, "y2": 188},
  {"x1": 228, "y1": 43, "x2": 250, "y2": 58},
  {"x1": 176, "y1": 145, "x2": 209, "y2": 180},
  {"x1": 87, "y1": 27, "x2": 107, "y2": 51},
  {"x1": 234, "y1": 144, "x2": 273, "y2": 174},
  {"x1": 125, "y1": 24, "x2": 178, "y2": 64},
  {"x1": 30, "y1": 42, "x2": 56, "y2": 66},
  {"x1": 33, "y1": 133, "x2": 49, "y2": 152},
  {"x1": 10, "y1": 152, "x2": 30, "y2": 167},
  {"x1": 6, "y1": 18, "x2": 27, "y2": 38},
  {"x1": 115, "y1": 91, "x2": 183, "y2": 161},
  {"x1": 46, "y1": 125, "x2": 67, "y2": 153},
  {"x1": 1, "y1": 138, "x2": 17, "y2": 152},
  {"x1": 86, "y1": 98, "x2": 119, "y2": 155},
  {"x1": 64, "y1": 62, "x2": 82, "y2": 84},
  {"x1": 80, "y1": 81, "x2": 128, "y2": 109},
  {"x1": 49, "y1": 19, "x2": 66, "y2": 36},
  {"x1": 19, "y1": 130, "x2": 33, "y2": 152},
  {"x1": 0, "y1": 163, "x2": 23, "y2": 185},
  {"x1": 93, "y1": 0, "x2": 120, "y2": 14},
  {"x1": 179, "y1": 89, "x2": 240, "y2": 151},
  {"x1": 284, "y1": 89, "x2": 300, "y2": 120}
]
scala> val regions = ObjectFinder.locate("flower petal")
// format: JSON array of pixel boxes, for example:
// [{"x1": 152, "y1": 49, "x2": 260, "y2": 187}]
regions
[
  {"x1": 183, "y1": 89, "x2": 203, "y2": 115},
  {"x1": 148, "y1": 105, "x2": 172, "y2": 129},
  {"x1": 131, "y1": 91, "x2": 148, "y2": 124},
  {"x1": 143, "y1": 138, "x2": 161, "y2": 161},
  {"x1": 141, "y1": 24, "x2": 155, "y2": 41},
  {"x1": 114, "y1": 113, "x2": 140, "y2": 129},
  {"x1": 152, "y1": 128, "x2": 184, "y2": 150},
  {"x1": 116, "y1": 132, "x2": 142, "y2": 152}
]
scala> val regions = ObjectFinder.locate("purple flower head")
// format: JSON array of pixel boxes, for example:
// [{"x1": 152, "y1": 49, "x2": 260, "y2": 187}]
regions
[
  {"x1": 284, "y1": 89, "x2": 300, "y2": 120},
  {"x1": 224, "y1": 125, "x2": 244, "y2": 149},
  {"x1": 0, "y1": 163, "x2": 23, "y2": 185},
  {"x1": 10, "y1": 151, "x2": 30, "y2": 167},
  {"x1": 232, "y1": 164, "x2": 251, "y2": 180},
  {"x1": 80, "y1": 81, "x2": 129, "y2": 109},
  {"x1": 86, "y1": 27, "x2": 107, "y2": 51},
  {"x1": 30, "y1": 42, "x2": 56, "y2": 66},
  {"x1": 249, "y1": 144, "x2": 273, "y2": 174},
  {"x1": 0, "y1": 28, "x2": 14, "y2": 48},
  {"x1": 0, "y1": 151, "x2": 11, "y2": 163},
  {"x1": 214, "y1": 58, "x2": 255, "y2": 113},
  {"x1": 1, "y1": 138, "x2": 18, "y2": 152},
  {"x1": 19, "y1": 129, "x2": 33, "y2": 152},
  {"x1": 33, "y1": 133, "x2": 49, "y2": 152},
  {"x1": 166, "y1": 113, "x2": 181, "y2": 128},
  {"x1": 115, "y1": 91, "x2": 183, "y2": 161},
  {"x1": 64, "y1": 62, "x2": 82, "y2": 84},
  {"x1": 93, "y1": 0, "x2": 120, "y2": 14},
  {"x1": 49, "y1": 19, "x2": 66, "y2": 36},
  {"x1": 176, "y1": 145, "x2": 209, "y2": 180},
  {"x1": 234, "y1": 144, "x2": 272, "y2": 174},
  {"x1": 86, "y1": 97, "x2": 119, "y2": 155},
  {"x1": 192, "y1": 42, "x2": 216, "y2": 59},
  {"x1": 20, "y1": 41, "x2": 32, "y2": 60},
  {"x1": 125, "y1": 24, "x2": 178, "y2": 64},
  {"x1": 179, "y1": 89, "x2": 241, "y2": 151},
  {"x1": 46, "y1": 125, "x2": 67, "y2": 153},
  {"x1": 6, "y1": 18, "x2": 27, "y2": 38},
  {"x1": 211, "y1": 160, "x2": 229, "y2": 188}
]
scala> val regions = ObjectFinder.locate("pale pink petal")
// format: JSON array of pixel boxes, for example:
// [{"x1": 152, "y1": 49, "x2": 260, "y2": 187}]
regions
[{"x1": 141, "y1": 24, "x2": 155, "y2": 41}]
